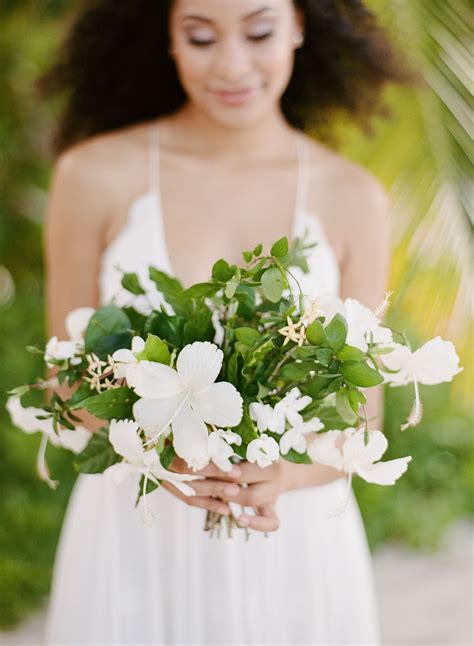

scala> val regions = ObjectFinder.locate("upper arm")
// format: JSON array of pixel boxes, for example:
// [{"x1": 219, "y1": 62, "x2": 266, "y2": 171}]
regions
[
  {"x1": 44, "y1": 146, "x2": 109, "y2": 339},
  {"x1": 339, "y1": 173, "x2": 391, "y2": 311}
]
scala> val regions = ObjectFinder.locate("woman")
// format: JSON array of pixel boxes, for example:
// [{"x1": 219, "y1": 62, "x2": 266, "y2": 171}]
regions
[{"x1": 41, "y1": 1, "x2": 407, "y2": 643}]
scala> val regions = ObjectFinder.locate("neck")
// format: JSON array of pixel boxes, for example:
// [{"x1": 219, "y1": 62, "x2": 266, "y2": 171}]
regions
[{"x1": 164, "y1": 101, "x2": 298, "y2": 160}]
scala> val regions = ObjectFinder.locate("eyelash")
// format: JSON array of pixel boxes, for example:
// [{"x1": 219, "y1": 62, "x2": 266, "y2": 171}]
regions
[{"x1": 188, "y1": 32, "x2": 273, "y2": 47}]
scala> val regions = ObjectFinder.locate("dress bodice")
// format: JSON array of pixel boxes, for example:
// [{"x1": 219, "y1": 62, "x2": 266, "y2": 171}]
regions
[{"x1": 98, "y1": 125, "x2": 340, "y2": 310}]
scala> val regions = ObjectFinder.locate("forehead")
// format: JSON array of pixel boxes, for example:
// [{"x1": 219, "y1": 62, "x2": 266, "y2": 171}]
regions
[{"x1": 171, "y1": 0, "x2": 291, "y2": 23}]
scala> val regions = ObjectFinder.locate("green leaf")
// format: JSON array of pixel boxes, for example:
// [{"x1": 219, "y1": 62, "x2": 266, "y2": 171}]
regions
[
  {"x1": 324, "y1": 313, "x2": 348, "y2": 352},
  {"x1": 160, "y1": 443, "x2": 176, "y2": 470},
  {"x1": 305, "y1": 319, "x2": 326, "y2": 346},
  {"x1": 336, "y1": 345, "x2": 366, "y2": 362},
  {"x1": 212, "y1": 258, "x2": 234, "y2": 282},
  {"x1": 149, "y1": 267, "x2": 192, "y2": 317},
  {"x1": 225, "y1": 277, "x2": 239, "y2": 299},
  {"x1": 7, "y1": 385, "x2": 30, "y2": 397},
  {"x1": 226, "y1": 353, "x2": 239, "y2": 386},
  {"x1": 282, "y1": 448, "x2": 312, "y2": 464},
  {"x1": 242, "y1": 250, "x2": 253, "y2": 263},
  {"x1": 136, "y1": 334, "x2": 170, "y2": 364},
  {"x1": 270, "y1": 237, "x2": 289, "y2": 258},
  {"x1": 182, "y1": 282, "x2": 219, "y2": 300},
  {"x1": 183, "y1": 302, "x2": 214, "y2": 344},
  {"x1": 69, "y1": 381, "x2": 93, "y2": 406},
  {"x1": 245, "y1": 338, "x2": 274, "y2": 368},
  {"x1": 72, "y1": 386, "x2": 138, "y2": 420},
  {"x1": 279, "y1": 361, "x2": 314, "y2": 381},
  {"x1": 335, "y1": 389, "x2": 359, "y2": 425},
  {"x1": 74, "y1": 428, "x2": 121, "y2": 474},
  {"x1": 261, "y1": 267, "x2": 286, "y2": 302},
  {"x1": 341, "y1": 361, "x2": 384, "y2": 387},
  {"x1": 314, "y1": 348, "x2": 334, "y2": 367},
  {"x1": 234, "y1": 327, "x2": 261, "y2": 346},
  {"x1": 146, "y1": 312, "x2": 185, "y2": 347},
  {"x1": 253, "y1": 243, "x2": 263, "y2": 256},
  {"x1": 348, "y1": 388, "x2": 367, "y2": 411},
  {"x1": 121, "y1": 272, "x2": 145, "y2": 295},
  {"x1": 84, "y1": 305, "x2": 132, "y2": 359}
]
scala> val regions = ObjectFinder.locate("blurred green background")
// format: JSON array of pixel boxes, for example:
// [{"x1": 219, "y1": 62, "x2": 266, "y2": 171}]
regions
[{"x1": 0, "y1": 0, "x2": 472, "y2": 629}]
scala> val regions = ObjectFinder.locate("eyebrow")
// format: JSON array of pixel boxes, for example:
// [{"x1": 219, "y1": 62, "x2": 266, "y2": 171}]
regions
[{"x1": 182, "y1": 6, "x2": 276, "y2": 24}]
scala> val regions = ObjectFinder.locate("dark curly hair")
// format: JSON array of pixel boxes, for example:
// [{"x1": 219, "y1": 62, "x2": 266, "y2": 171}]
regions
[{"x1": 39, "y1": 0, "x2": 411, "y2": 154}]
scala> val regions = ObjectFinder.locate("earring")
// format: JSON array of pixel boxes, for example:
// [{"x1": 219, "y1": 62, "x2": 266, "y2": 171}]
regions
[{"x1": 293, "y1": 32, "x2": 304, "y2": 47}]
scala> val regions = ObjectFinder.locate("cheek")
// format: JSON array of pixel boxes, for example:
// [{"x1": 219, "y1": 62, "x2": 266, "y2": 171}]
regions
[
  {"x1": 174, "y1": 51, "x2": 211, "y2": 92},
  {"x1": 257, "y1": 42, "x2": 295, "y2": 92}
]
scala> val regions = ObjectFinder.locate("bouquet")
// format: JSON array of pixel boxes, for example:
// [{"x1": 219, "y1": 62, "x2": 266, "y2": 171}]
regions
[{"x1": 6, "y1": 235, "x2": 462, "y2": 534}]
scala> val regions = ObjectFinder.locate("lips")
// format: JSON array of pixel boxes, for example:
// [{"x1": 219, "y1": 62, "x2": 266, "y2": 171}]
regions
[{"x1": 210, "y1": 87, "x2": 259, "y2": 104}]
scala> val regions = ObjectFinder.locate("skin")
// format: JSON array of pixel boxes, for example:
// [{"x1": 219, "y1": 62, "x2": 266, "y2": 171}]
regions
[{"x1": 45, "y1": 0, "x2": 390, "y2": 533}]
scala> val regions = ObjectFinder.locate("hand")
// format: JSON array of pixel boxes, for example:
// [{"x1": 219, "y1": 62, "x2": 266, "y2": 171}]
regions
[
  {"x1": 161, "y1": 456, "x2": 288, "y2": 533},
  {"x1": 160, "y1": 455, "x2": 242, "y2": 518}
]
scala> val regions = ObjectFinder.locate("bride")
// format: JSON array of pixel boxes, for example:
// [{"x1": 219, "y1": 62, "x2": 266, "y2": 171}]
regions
[{"x1": 41, "y1": 1, "x2": 407, "y2": 643}]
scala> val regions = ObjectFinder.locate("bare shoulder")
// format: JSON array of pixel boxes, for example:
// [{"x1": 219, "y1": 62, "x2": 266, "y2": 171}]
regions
[{"x1": 49, "y1": 120, "x2": 152, "y2": 227}]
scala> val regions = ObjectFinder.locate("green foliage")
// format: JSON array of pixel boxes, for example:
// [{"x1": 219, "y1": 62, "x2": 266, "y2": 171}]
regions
[
  {"x1": 84, "y1": 306, "x2": 132, "y2": 359},
  {"x1": 74, "y1": 428, "x2": 121, "y2": 474},
  {"x1": 136, "y1": 334, "x2": 171, "y2": 364},
  {"x1": 73, "y1": 387, "x2": 138, "y2": 420}
]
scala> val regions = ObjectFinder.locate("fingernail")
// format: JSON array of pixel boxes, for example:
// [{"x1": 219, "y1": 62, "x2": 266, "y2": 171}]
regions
[
  {"x1": 229, "y1": 466, "x2": 241, "y2": 477},
  {"x1": 238, "y1": 515, "x2": 249, "y2": 527},
  {"x1": 223, "y1": 484, "x2": 240, "y2": 496}
]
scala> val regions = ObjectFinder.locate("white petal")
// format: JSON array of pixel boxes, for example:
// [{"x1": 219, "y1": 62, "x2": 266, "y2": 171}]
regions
[
  {"x1": 131, "y1": 336, "x2": 146, "y2": 353},
  {"x1": 355, "y1": 456, "x2": 412, "y2": 485},
  {"x1": 65, "y1": 307, "x2": 95, "y2": 342},
  {"x1": 128, "y1": 360, "x2": 183, "y2": 399},
  {"x1": 172, "y1": 404, "x2": 209, "y2": 470},
  {"x1": 249, "y1": 402, "x2": 274, "y2": 432},
  {"x1": 57, "y1": 426, "x2": 92, "y2": 453},
  {"x1": 191, "y1": 382, "x2": 243, "y2": 427},
  {"x1": 6, "y1": 396, "x2": 55, "y2": 436},
  {"x1": 104, "y1": 462, "x2": 140, "y2": 485},
  {"x1": 176, "y1": 341, "x2": 223, "y2": 391},
  {"x1": 112, "y1": 348, "x2": 136, "y2": 364},
  {"x1": 379, "y1": 343, "x2": 413, "y2": 385},
  {"x1": 412, "y1": 337, "x2": 463, "y2": 385},
  {"x1": 307, "y1": 430, "x2": 343, "y2": 470},
  {"x1": 132, "y1": 394, "x2": 184, "y2": 436},
  {"x1": 108, "y1": 419, "x2": 143, "y2": 461},
  {"x1": 342, "y1": 429, "x2": 388, "y2": 467},
  {"x1": 291, "y1": 394, "x2": 312, "y2": 412}
]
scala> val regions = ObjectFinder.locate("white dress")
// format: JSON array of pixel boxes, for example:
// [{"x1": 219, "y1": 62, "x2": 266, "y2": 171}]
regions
[{"x1": 44, "y1": 125, "x2": 381, "y2": 646}]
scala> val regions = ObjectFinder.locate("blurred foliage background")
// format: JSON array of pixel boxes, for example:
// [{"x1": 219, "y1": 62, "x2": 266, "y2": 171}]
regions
[{"x1": 0, "y1": 0, "x2": 472, "y2": 630}]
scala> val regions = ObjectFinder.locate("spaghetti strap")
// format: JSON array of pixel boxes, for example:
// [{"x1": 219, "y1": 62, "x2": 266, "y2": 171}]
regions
[{"x1": 148, "y1": 123, "x2": 160, "y2": 195}]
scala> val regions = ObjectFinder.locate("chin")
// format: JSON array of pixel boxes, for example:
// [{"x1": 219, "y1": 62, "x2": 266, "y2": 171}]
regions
[{"x1": 197, "y1": 92, "x2": 279, "y2": 130}]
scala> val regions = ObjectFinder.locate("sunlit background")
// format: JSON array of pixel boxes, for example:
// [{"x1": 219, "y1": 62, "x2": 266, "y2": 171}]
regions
[{"x1": 0, "y1": 0, "x2": 472, "y2": 636}]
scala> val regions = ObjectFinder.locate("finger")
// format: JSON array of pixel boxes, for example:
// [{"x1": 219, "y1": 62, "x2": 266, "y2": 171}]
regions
[
  {"x1": 189, "y1": 479, "x2": 241, "y2": 499},
  {"x1": 238, "y1": 503, "x2": 279, "y2": 533},
  {"x1": 160, "y1": 481, "x2": 230, "y2": 516},
  {"x1": 169, "y1": 456, "x2": 242, "y2": 480},
  {"x1": 224, "y1": 482, "x2": 276, "y2": 507},
  {"x1": 231, "y1": 460, "x2": 279, "y2": 485}
]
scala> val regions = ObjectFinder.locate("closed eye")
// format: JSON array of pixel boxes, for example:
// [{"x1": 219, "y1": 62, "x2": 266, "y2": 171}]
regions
[{"x1": 187, "y1": 32, "x2": 273, "y2": 47}]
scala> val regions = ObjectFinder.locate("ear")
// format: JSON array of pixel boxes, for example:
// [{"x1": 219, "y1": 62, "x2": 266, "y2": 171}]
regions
[{"x1": 293, "y1": 4, "x2": 305, "y2": 35}]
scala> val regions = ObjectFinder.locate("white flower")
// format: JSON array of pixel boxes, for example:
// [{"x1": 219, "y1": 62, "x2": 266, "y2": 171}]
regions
[
  {"x1": 112, "y1": 336, "x2": 146, "y2": 381},
  {"x1": 208, "y1": 429, "x2": 242, "y2": 472},
  {"x1": 304, "y1": 291, "x2": 392, "y2": 353},
  {"x1": 6, "y1": 395, "x2": 91, "y2": 489},
  {"x1": 379, "y1": 337, "x2": 462, "y2": 430},
  {"x1": 65, "y1": 307, "x2": 94, "y2": 343},
  {"x1": 246, "y1": 434, "x2": 280, "y2": 468},
  {"x1": 343, "y1": 298, "x2": 393, "y2": 352},
  {"x1": 44, "y1": 336, "x2": 77, "y2": 367},
  {"x1": 104, "y1": 419, "x2": 200, "y2": 497},
  {"x1": 380, "y1": 337, "x2": 462, "y2": 386},
  {"x1": 280, "y1": 417, "x2": 324, "y2": 455},
  {"x1": 308, "y1": 428, "x2": 412, "y2": 485},
  {"x1": 249, "y1": 402, "x2": 275, "y2": 432},
  {"x1": 128, "y1": 341, "x2": 243, "y2": 470},
  {"x1": 270, "y1": 387, "x2": 312, "y2": 435}
]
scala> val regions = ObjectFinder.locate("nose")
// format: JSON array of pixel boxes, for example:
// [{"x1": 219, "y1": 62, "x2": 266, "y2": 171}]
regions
[{"x1": 211, "y1": 37, "x2": 253, "y2": 84}]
